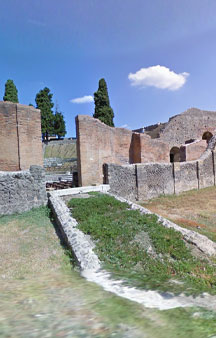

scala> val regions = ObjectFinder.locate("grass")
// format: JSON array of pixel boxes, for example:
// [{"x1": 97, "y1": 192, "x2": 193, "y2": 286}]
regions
[
  {"x1": 141, "y1": 186, "x2": 216, "y2": 242},
  {"x1": 1, "y1": 206, "x2": 216, "y2": 336},
  {"x1": 68, "y1": 193, "x2": 216, "y2": 295}
]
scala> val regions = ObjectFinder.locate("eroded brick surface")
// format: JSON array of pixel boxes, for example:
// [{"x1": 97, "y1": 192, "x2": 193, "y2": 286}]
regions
[{"x1": 0, "y1": 101, "x2": 43, "y2": 171}]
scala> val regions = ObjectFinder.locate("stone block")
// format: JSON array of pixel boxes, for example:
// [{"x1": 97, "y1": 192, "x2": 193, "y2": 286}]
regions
[
  {"x1": 174, "y1": 161, "x2": 198, "y2": 194},
  {"x1": 137, "y1": 163, "x2": 174, "y2": 200}
]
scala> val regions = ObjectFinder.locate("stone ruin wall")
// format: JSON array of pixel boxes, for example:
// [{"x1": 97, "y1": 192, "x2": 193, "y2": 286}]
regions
[
  {"x1": 159, "y1": 108, "x2": 216, "y2": 147},
  {"x1": 0, "y1": 166, "x2": 47, "y2": 215},
  {"x1": 0, "y1": 102, "x2": 46, "y2": 216},
  {"x1": 76, "y1": 115, "x2": 169, "y2": 186},
  {"x1": 76, "y1": 110, "x2": 216, "y2": 200},
  {"x1": 106, "y1": 147, "x2": 216, "y2": 201},
  {"x1": 0, "y1": 101, "x2": 43, "y2": 171}
]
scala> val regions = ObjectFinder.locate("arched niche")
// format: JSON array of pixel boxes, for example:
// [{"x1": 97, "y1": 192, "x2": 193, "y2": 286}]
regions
[
  {"x1": 170, "y1": 146, "x2": 180, "y2": 163},
  {"x1": 202, "y1": 131, "x2": 213, "y2": 143}
]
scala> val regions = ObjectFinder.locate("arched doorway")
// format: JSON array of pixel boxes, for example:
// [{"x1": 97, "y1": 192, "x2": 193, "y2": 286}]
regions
[
  {"x1": 170, "y1": 147, "x2": 180, "y2": 162},
  {"x1": 202, "y1": 131, "x2": 213, "y2": 143}
]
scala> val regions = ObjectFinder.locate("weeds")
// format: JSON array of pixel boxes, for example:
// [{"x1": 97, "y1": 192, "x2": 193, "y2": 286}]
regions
[{"x1": 68, "y1": 193, "x2": 216, "y2": 295}]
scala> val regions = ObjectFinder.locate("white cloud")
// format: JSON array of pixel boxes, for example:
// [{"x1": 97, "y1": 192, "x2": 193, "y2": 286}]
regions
[
  {"x1": 70, "y1": 95, "x2": 94, "y2": 104},
  {"x1": 120, "y1": 124, "x2": 131, "y2": 129},
  {"x1": 128, "y1": 65, "x2": 189, "y2": 91}
]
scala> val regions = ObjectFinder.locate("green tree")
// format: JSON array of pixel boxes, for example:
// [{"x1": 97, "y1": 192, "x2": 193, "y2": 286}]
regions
[
  {"x1": 93, "y1": 78, "x2": 114, "y2": 127},
  {"x1": 35, "y1": 87, "x2": 54, "y2": 141},
  {"x1": 54, "y1": 105, "x2": 66, "y2": 139},
  {"x1": 3, "y1": 79, "x2": 19, "y2": 103}
]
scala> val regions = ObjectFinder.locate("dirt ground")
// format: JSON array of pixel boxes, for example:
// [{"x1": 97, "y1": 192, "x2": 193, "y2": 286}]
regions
[{"x1": 142, "y1": 186, "x2": 216, "y2": 243}]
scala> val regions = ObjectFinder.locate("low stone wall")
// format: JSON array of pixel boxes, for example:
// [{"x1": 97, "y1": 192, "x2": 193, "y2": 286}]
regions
[
  {"x1": 174, "y1": 161, "x2": 198, "y2": 194},
  {"x1": 106, "y1": 149, "x2": 216, "y2": 200},
  {"x1": 0, "y1": 165, "x2": 47, "y2": 215},
  {"x1": 105, "y1": 164, "x2": 137, "y2": 201},
  {"x1": 137, "y1": 163, "x2": 174, "y2": 200}
]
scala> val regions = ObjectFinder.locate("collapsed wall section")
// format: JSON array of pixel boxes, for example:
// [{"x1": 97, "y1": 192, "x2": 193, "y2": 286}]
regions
[{"x1": 0, "y1": 166, "x2": 47, "y2": 215}]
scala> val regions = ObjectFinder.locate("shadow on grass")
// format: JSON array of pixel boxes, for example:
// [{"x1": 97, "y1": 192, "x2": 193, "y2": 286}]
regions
[{"x1": 48, "y1": 205, "x2": 79, "y2": 270}]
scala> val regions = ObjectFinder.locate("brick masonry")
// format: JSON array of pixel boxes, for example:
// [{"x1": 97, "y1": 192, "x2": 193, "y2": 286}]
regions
[
  {"x1": 76, "y1": 115, "x2": 133, "y2": 186},
  {"x1": 0, "y1": 101, "x2": 43, "y2": 171},
  {"x1": 180, "y1": 140, "x2": 207, "y2": 162},
  {"x1": 76, "y1": 110, "x2": 216, "y2": 188},
  {"x1": 76, "y1": 115, "x2": 170, "y2": 186}
]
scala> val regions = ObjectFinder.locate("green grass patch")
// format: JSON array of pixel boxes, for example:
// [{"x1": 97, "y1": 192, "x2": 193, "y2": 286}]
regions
[{"x1": 68, "y1": 194, "x2": 216, "y2": 295}]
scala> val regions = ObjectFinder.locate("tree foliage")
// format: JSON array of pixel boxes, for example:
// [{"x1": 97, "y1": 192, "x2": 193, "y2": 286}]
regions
[
  {"x1": 54, "y1": 106, "x2": 66, "y2": 138},
  {"x1": 93, "y1": 78, "x2": 114, "y2": 127},
  {"x1": 3, "y1": 79, "x2": 19, "y2": 103},
  {"x1": 35, "y1": 87, "x2": 54, "y2": 141}
]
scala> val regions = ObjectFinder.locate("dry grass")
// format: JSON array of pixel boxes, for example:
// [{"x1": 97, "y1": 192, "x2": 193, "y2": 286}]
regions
[
  {"x1": 0, "y1": 207, "x2": 167, "y2": 337},
  {"x1": 1, "y1": 206, "x2": 216, "y2": 337},
  {"x1": 141, "y1": 186, "x2": 216, "y2": 242},
  {"x1": 44, "y1": 143, "x2": 77, "y2": 159}
]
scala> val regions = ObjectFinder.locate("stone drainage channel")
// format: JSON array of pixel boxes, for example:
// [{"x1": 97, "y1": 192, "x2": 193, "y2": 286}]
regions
[{"x1": 48, "y1": 185, "x2": 216, "y2": 311}]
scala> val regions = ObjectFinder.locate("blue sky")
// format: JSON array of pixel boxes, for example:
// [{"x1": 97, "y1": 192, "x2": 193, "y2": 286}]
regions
[{"x1": 1, "y1": 0, "x2": 216, "y2": 136}]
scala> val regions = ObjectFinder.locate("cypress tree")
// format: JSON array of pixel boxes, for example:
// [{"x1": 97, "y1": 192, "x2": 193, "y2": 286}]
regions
[
  {"x1": 35, "y1": 87, "x2": 55, "y2": 141},
  {"x1": 54, "y1": 107, "x2": 66, "y2": 139},
  {"x1": 3, "y1": 79, "x2": 19, "y2": 103},
  {"x1": 93, "y1": 78, "x2": 114, "y2": 127}
]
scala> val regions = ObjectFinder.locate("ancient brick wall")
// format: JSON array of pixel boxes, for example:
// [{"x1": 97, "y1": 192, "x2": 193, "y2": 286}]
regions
[
  {"x1": 139, "y1": 134, "x2": 170, "y2": 163},
  {"x1": 0, "y1": 102, "x2": 43, "y2": 171},
  {"x1": 76, "y1": 115, "x2": 171, "y2": 186},
  {"x1": 76, "y1": 115, "x2": 133, "y2": 186},
  {"x1": 0, "y1": 102, "x2": 19, "y2": 171},
  {"x1": 179, "y1": 140, "x2": 207, "y2": 162},
  {"x1": 0, "y1": 166, "x2": 47, "y2": 215}
]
